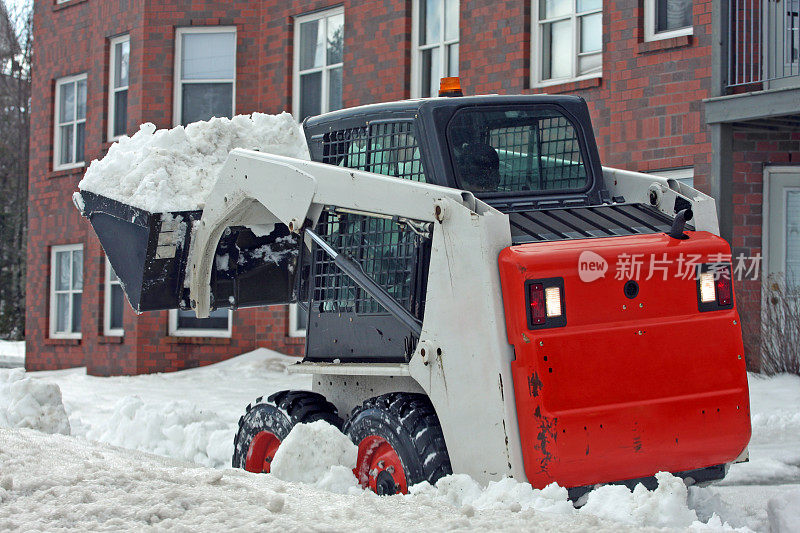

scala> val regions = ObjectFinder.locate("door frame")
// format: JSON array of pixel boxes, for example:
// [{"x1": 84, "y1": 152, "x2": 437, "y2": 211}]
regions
[{"x1": 761, "y1": 165, "x2": 800, "y2": 282}]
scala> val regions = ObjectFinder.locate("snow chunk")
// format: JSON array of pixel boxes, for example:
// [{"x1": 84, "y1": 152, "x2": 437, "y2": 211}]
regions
[
  {"x1": 79, "y1": 113, "x2": 310, "y2": 213},
  {"x1": 84, "y1": 396, "x2": 232, "y2": 468},
  {"x1": 270, "y1": 421, "x2": 359, "y2": 493},
  {"x1": 0, "y1": 369, "x2": 70, "y2": 435},
  {"x1": 767, "y1": 489, "x2": 800, "y2": 533},
  {"x1": 410, "y1": 474, "x2": 574, "y2": 515},
  {"x1": 579, "y1": 472, "x2": 698, "y2": 528}
]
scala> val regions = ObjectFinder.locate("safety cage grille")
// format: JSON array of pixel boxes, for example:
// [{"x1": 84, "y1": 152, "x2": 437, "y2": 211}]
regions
[
  {"x1": 304, "y1": 211, "x2": 429, "y2": 318},
  {"x1": 487, "y1": 115, "x2": 586, "y2": 191},
  {"x1": 321, "y1": 122, "x2": 427, "y2": 182}
]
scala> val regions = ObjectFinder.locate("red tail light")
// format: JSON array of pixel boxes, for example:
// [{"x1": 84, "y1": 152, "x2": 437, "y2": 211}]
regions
[
  {"x1": 525, "y1": 278, "x2": 567, "y2": 329},
  {"x1": 716, "y1": 266, "x2": 732, "y2": 306},
  {"x1": 529, "y1": 283, "x2": 546, "y2": 324},
  {"x1": 697, "y1": 263, "x2": 734, "y2": 312}
]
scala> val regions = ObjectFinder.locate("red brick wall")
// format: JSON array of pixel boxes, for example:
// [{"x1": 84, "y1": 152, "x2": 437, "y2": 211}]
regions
[
  {"x1": 27, "y1": 0, "x2": 721, "y2": 375},
  {"x1": 458, "y1": 0, "x2": 714, "y2": 190}
]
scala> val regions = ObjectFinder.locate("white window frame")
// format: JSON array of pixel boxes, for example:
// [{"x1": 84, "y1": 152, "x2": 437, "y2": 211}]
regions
[
  {"x1": 173, "y1": 26, "x2": 237, "y2": 127},
  {"x1": 651, "y1": 167, "x2": 694, "y2": 188},
  {"x1": 292, "y1": 7, "x2": 345, "y2": 121},
  {"x1": 49, "y1": 244, "x2": 83, "y2": 339},
  {"x1": 108, "y1": 34, "x2": 130, "y2": 141},
  {"x1": 411, "y1": 0, "x2": 460, "y2": 98},
  {"x1": 53, "y1": 73, "x2": 87, "y2": 171},
  {"x1": 288, "y1": 303, "x2": 307, "y2": 337},
  {"x1": 531, "y1": 0, "x2": 602, "y2": 87},
  {"x1": 168, "y1": 309, "x2": 233, "y2": 338},
  {"x1": 104, "y1": 258, "x2": 124, "y2": 337},
  {"x1": 644, "y1": 0, "x2": 694, "y2": 42}
]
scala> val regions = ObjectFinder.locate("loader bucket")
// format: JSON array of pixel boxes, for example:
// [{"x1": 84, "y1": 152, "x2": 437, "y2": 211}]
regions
[{"x1": 76, "y1": 191, "x2": 301, "y2": 314}]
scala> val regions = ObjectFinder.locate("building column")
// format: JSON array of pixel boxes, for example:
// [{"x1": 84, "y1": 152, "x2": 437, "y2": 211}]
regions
[{"x1": 709, "y1": 123, "x2": 734, "y2": 244}]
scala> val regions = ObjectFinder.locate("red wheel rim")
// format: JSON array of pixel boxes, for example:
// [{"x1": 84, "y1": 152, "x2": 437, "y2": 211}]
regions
[
  {"x1": 245, "y1": 431, "x2": 281, "y2": 473},
  {"x1": 355, "y1": 435, "x2": 408, "y2": 495}
]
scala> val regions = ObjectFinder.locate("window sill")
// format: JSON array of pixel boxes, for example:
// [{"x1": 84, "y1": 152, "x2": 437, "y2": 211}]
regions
[
  {"x1": 165, "y1": 336, "x2": 231, "y2": 345},
  {"x1": 53, "y1": 0, "x2": 89, "y2": 11},
  {"x1": 638, "y1": 35, "x2": 692, "y2": 54},
  {"x1": 530, "y1": 76, "x2": 602, "y2": 95},
  {"x1": 48, "y1": 166, "x2": 85, "y2": 179},
  {"x1": 44, "y1": 337, "x2": 81, "y2": 346},
  {"x1": 98, "y1": 335, "x2": 124, "y2": 344}
]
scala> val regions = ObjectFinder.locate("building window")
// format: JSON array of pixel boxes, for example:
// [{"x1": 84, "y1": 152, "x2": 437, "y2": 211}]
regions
[
  {"x1": 412, "y1": 0, "x2": 459, "y2": 98},
  {"x1": 54, "y1": 74, "x2": 87, "y2": 170},
  {"x1": 651, "y1": 167, "x2": 694, "y2": 188},
  {"x1": 174, "y1": 27, "x2": 236, "y2": 126},
  {"x1": 50, "y1": 244, "x2": 83, "y2": 339},
  {"x1": 644, "y1": 0, "x2": 693, "y2": 41},
  {"x1": 169, "y1": 309, "x2": 232, "y2": 338},
  {"x1": 533, "y1": 0, "x2": 602, "y2": 85},
  {"x1": 109, "y1": 35, "x2": 130, "y2": 140},
  {"x1": 288, "y1": 303, "x2": 308, "y2": 337},
  {"x1": 104, "y1": 258, "x2": 124, "y2": 336},
  {"x1": 293, "y1": 8, "x2": 344, "y2": 121}
]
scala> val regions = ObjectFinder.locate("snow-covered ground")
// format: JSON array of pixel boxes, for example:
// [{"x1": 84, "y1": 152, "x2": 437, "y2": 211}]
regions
[
  {"x1": 1, "y1": 349, "x2": 798, "y2": 532},
  {"x1": 0, "y1": 340, "x2": 24, "y2": 368}
]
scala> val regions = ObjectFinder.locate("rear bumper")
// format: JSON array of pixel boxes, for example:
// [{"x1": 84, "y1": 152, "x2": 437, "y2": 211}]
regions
[{"x1": 508, "y1": 313, "x2": 752, "y2": 489}]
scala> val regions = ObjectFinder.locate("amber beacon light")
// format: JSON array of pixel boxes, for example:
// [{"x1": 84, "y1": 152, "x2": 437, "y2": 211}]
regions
[{"x1": 438, "y1": 77, "x2": 463, "y2": 97}]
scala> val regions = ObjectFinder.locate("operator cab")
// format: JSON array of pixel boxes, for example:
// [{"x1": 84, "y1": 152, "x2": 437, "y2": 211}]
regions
[{"x1": 303, "y1": 92, "x2": 609, "y2": 211}]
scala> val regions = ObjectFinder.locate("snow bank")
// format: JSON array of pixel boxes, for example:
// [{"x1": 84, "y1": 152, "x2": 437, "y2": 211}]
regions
[
  {"x1": 579, "y1": 472, "x2": 700, "y2": 528},
  {"x1": 78, "y1": 113, "x2": 310, "y2": 213},
  {"x1": 767, "y1": 489, "x2": 800, "y2": 533},
  {"x1": 0, "y1": 369, "x2": 70, "y2": 435},
  {"x1": 1, "y1": 428, "x2": 669, "y2": 532},
  {"x1": 84, "y1": 396, "x2": 233, "y2": 468},
  {"x1": 268, "y1": 427, "x2": 728, "y2": 530},
  {"x1": 271, "y1": 421, "x2": 360, "y2": 494}
]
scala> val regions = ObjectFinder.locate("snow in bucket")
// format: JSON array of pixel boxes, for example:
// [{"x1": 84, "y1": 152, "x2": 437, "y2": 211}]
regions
[{"x1": 78, "y1": 112, "x2": 310, "y2": 213}]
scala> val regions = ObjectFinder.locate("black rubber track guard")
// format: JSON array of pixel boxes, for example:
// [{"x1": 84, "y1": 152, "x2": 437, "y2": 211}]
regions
[
  {"x1": 344, "y1": 392, "x2": 452, "y2": 487},
  {"x1": 232, "y1": 390, "x2": 343, "y2": 469}
]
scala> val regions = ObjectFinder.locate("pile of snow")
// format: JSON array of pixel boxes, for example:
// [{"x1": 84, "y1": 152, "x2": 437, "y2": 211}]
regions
[
  {"x1": 83, "y1": 396, "x2": 233, "y2": 468},
  {"x1": 411, "y1": 474, "x2": 574, "y2": 516},
  {"x1": 0, "y1": 429, "x2": 718, "y2": 532},
  {"x1": 578, "y1": 472, "x2": 700, "y2": 528},
  {"x1": 266, "y1": 423, "x2": 721, "y2": 529},
  {"x1": 0, "y1": 369, "x2": 70, "y2": 435},
  {"x1": 271, "y1": 421, "x2": 360, "y2": 494},
  {"x1": 78, "y1": 113, "x2": 310, "y2": 213}
]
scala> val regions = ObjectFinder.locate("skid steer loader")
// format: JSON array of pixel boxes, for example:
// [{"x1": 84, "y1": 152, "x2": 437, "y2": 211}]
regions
[{"x1": 76, "y1": 85, "x2": 751, "y2": 498}]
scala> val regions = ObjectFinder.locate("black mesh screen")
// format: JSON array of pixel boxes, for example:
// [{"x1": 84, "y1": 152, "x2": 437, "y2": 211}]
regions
[
  {"x1": 321, "y1": 122, "x2": 426, "y2": 182},
  {"x1": 450, "y1": 107, "x2": 588, "y2": 193},
  {"x1": 310, "y1": 211, "x2": 425, "y2": 315}
]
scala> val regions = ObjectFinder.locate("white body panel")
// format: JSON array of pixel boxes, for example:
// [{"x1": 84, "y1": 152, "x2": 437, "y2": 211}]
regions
[{"x1": 186, "y1": 150, "x2": 721, "y2": 485}]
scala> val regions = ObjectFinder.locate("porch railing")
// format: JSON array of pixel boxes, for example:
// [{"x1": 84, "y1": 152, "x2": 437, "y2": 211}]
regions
[{"x1": 728, "y1": 0, "x2": 800, "y2": 87}]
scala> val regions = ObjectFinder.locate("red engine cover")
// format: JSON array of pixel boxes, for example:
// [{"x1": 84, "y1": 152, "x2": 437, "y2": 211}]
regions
[{"x1": 498, "y1": 231, "x2": 751, "y2": 489}]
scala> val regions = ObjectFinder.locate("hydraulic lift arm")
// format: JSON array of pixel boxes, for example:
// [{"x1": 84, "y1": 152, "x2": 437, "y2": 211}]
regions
[{"x1": 187, "y1": 148, "x2": 483, "y2": 319}]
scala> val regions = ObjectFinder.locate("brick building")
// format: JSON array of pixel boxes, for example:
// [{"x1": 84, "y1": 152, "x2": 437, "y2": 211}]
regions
[{"x1": 26, "y1": 0, "x2": 800, "y2": 375}]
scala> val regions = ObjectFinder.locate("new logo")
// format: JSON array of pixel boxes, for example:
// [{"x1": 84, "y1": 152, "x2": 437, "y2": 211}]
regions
[{"x1": 578, "y1": 251, "x2": 607, "y2": 282}]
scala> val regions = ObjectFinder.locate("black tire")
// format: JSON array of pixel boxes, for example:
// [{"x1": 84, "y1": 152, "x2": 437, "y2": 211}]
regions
[
  {"x1": 344, "y1": 392, "x2": 452, "y2": 494},
  {"x1": 232, "y1": 390, "x2": 343, "y2": 471}
]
